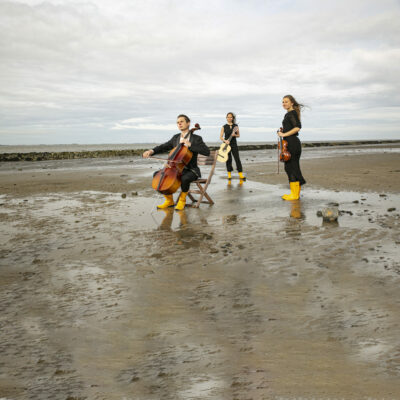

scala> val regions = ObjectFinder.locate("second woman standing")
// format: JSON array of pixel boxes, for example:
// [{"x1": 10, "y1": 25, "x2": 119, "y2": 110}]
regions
[
  {"x1": 278, "y1": 95, "x2": 306, "y2": 200},
  {"x1": 219, "y1": 112, "x2": 246, "y2": 181}
]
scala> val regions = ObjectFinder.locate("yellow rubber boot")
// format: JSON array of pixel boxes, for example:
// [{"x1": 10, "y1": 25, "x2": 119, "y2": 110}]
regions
[
  {"x1": 238, "y1": 172, "x2": 246, "y2": 181},
  {"x1": 175, "y1": 192, "x2": 188, "y2": 211},
  {"x1": 228, "y1": 172, "x2": 232, "y2": 180},
  {"x1": 157, "y1": 194, "x2": 174, "y2": 209},
  {"x1": 282, "y1": 182, "x2": 300, "y2": 201}
]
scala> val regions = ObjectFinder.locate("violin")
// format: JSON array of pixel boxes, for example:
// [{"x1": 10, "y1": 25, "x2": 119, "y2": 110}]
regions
[
  {"x1": 151, "y1": 123, "x2": 201, "y2": 195},
  {"x1": 278, "y1": 128, "x2": 291, "y2": 162}
]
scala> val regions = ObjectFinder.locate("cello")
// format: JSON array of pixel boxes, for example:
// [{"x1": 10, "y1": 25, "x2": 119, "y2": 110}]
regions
[{"x1": 151, "y1": 124, "x2": 201, "y2": 195}]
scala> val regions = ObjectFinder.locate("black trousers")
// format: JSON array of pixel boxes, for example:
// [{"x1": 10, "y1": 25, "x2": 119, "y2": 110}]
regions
[
  {"x1": 180, "y1": 169, "x2": 198, "y2": 192},
  {"x1": 226, "y1": 143, "x2": 243, "y2": 173},
  {"x1": 153, "y1": 169, "x2": 198, "y2": 193},
  {"x1": 284, "y1": 136, "x2": 306, "y2": 185}
]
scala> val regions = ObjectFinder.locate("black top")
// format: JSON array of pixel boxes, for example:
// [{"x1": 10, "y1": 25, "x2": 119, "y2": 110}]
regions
[
  {"x1": 282, "y1": 110, "x2": 301, "y2": 136},
  {"x1": 152, "y1": 132, "x2": 210, "y2": 177},
  {"x1": 223, "y1": 124, "x2": 238, "y2": 145}
]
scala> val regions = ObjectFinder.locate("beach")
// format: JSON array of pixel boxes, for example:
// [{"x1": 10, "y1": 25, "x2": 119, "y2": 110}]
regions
[{"x1": 1, "y1": 143, "x2": 400, "y2": 399}]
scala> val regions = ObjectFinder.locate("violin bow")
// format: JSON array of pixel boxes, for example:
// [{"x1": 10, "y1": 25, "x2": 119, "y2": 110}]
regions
[
  {"x1": 277, "y1": 130, "x2": 280, "y2": 174},
  {"x1": 148, "y1": 156, "x2": 179, "y2": 163}
]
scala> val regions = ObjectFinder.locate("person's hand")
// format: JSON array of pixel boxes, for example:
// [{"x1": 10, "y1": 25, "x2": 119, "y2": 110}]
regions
[
  {"x1": 180, "y1": 138, "x2": 191, "y2": 147},
  {"x1": 142, "y1": 149, "x2": 154, "y2": 158},
  {"x1": 277, "y1": 131, "x2": 285, "y2": 137},
  {"x1": 224, "y1": 139, "x2": 230, "y2": 144}
]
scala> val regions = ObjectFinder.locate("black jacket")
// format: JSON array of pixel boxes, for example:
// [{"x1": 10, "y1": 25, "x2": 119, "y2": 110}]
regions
[{"x1": 152, "y1": 132, "x2": 210, "y2": 177}]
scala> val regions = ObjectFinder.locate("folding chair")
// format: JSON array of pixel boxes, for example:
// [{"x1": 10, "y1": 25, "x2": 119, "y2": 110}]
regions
[{"x1": 187, "y1": 150, "x2": 218, "y2": 208}]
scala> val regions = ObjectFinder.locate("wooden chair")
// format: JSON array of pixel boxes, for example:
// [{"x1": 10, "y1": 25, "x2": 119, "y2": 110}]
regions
[{"x1": 187, "y1": 150, "x2": 218, "y2": 208}]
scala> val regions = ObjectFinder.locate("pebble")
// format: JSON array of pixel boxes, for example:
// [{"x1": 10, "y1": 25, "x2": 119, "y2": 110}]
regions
[
  {"x1": 121, "y1": 193, "x2": 127, "y2": 199},
  {"x1": 319, "y1": 207, "x2": 339, "y2": 222},
  {"x1": 387, "y1": 208, "x2": 396, "y2": 212}
]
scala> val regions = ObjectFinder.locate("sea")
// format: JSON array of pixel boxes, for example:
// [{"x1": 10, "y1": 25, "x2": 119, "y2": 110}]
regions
[{"x1": 0, "y1": 140, "x2": 399, "y2": 154}]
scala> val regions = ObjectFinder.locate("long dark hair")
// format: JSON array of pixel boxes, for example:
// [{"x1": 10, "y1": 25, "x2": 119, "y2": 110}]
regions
[
  {"x1": 177, "y1": 114, "x2": 190, "y2": 123},
  {"x1": 283, "y1": 95, "x2": 305, "y2": 119},
  {"x1": 226, "y1": 112, "x2": 237, "y2": 125}
]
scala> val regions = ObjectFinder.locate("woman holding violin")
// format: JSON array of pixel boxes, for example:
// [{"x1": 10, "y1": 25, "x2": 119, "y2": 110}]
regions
[
  {"x1": 278, "y1": 95, "x2": 306, "y2": 200},
  {"x1": 142, "y1": 114, "x2": 210, "y2": 210}
]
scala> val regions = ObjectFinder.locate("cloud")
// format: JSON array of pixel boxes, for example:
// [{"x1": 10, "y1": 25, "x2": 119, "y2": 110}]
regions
[{"x1": 0, "y1": 0, "x2": 400, "y2": 144}]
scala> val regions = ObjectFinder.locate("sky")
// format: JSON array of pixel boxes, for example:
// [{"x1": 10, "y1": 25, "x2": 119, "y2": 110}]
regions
[{"x1": 1, "y1": 0, "x2": 400, "y2": 145}]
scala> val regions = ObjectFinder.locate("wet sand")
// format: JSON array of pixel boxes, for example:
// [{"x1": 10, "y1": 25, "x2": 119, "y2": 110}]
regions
[{"x1": 0, "y1": 145, "x2": 400, "y2": 399}]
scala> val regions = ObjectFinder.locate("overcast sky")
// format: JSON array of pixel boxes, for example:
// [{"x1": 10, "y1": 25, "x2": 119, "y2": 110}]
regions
[{"x1": 1, "y1": 0, "x2": 400, "y2": 145}]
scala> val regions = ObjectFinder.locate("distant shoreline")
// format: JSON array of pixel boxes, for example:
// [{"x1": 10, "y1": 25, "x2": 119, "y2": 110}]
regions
[{"x1": 1, "y1": 140, "x2": 399, "y2": 162}]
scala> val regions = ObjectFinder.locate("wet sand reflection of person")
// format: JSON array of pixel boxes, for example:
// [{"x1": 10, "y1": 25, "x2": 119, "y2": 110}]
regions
[
  {"x1": 158, "y1": 208, "x2": 187, "y2": 231},
  {"x1": 156, "y1": 208, "x2": 213, "y2": 249},
  {"x1": 290, "y1": 200, "x2": 303, "y2": 220},
  {"x1": 284, "y1": 200, "x2": 305, "y2": 238}
]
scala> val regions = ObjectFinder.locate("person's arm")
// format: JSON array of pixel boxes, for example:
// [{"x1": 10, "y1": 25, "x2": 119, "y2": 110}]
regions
[
  {"x1": 190, "y1": 135, "x2": 210, "y2": 156},
  {"x1": 142, "y1": 149, "x2": 154, "y2": 158},
  {"x1": 278, "y1": 113, "x2": 301, "y2": 137},
  {"x1": 279, "y1": 127, "x2": 300, "y2": 137},
  {"x1": 142, "y1": 135, "x2": 176, "y2": 158},
  {"x1": 220, "y1": 127, "x2": 229, "y2": 144},
  {"x1": 233, "y1": 126, "x2": 240, "y2": 138}
]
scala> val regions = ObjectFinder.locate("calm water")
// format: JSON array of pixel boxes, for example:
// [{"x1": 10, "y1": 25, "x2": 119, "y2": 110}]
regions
[{"x1": 1, "y1": 141, "x2": 399, "y2": 154}]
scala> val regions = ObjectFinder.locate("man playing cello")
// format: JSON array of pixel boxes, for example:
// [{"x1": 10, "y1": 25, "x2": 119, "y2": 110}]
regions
[{"x1": 142, "y1": 114, "x2": 210, "y2": 210}]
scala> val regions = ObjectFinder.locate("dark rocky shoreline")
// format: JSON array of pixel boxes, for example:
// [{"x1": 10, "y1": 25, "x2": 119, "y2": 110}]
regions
[{"x1": 1, "y1": 140, "x2": 399, "y2": 162}]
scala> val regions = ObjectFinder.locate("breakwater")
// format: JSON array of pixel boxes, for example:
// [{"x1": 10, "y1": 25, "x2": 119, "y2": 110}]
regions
[{"x1": 1, "y1": 140, "x2": 399, "y2": 162}]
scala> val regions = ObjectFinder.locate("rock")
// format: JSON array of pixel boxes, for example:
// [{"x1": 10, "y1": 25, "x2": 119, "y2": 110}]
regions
[
  {"x1": 379, "y1": 194, "x2": 387, "y2": 197},
  {"x1": 387, "y1": 207, "x2": 396, "y2": 212},
  {"x1": 352, "y1": 200, "x2": 359, "y2": 204},
  {"x1": 316, "y1": 210, "x2": 323, "y2": 217},
  {"x1": 319, "y1": 207, "x2": 339, "y2": 222},
  {"x1": 131, "y1": 191, "x2": 138, "y2": 196},
  {"x1": 340, "y1": 210, "x2": 353, "y2": 216},
  {"x1": 121, "y1": 193, "x2": 127, "y2": 199}
]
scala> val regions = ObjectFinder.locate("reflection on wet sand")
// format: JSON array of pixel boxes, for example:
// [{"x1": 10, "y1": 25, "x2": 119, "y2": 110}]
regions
[
  {"x1": 226, "y1": 179, "x2": 245, "y2": 189},
  {"x1": 1, "y1": 177, "x2": 400, "y2": 399},
  {"x1": 289, "y1": 199, "x2": 303, "y2": 220},
  {"x1": 156, "y1": 207, "x2": 214, "y2": 251}
]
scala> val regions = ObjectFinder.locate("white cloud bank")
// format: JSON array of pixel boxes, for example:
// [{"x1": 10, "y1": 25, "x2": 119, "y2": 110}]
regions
[{"x1": 0, "y1": 0, "x2": 400, "y2": 144}]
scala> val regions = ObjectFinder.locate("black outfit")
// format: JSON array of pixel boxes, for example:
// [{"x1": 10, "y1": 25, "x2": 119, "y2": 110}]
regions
[
  {"x1": 282, "y1": 110, "x2": 306, "y2": 185},
  {"x1": 223, "y1": 124, "x2": 243, "y2": 173},
  {"x1": 152, "y1": 132, "x2": 210, "y2": 192}
]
